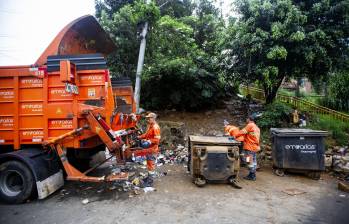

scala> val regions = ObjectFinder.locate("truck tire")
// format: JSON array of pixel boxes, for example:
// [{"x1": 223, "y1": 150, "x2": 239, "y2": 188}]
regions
[{"x1": 0, "y1": 161, "x2": 35, "y2": 204}]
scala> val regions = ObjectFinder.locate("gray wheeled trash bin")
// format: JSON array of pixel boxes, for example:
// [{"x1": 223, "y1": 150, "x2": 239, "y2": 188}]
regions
[
  {"x1": 188, "y1": 135, "x2": 242, "y2": 187},
  {"x1": 270, "y1": 128, "x2": 328, "y2": 179}
]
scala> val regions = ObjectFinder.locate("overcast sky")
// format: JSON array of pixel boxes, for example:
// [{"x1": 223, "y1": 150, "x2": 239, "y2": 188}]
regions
[
  {"x1": 0, "y1": 0, "x2": 233, "y2": 66},
  {"x1": 0, "y1": 0, "x2": 95, "y2": 66}
]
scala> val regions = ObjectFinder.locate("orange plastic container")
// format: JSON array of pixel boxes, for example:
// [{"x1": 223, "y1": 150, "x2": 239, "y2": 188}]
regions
[{"x1": 0, "y1": 63, "x2": 115, "y2": 150}]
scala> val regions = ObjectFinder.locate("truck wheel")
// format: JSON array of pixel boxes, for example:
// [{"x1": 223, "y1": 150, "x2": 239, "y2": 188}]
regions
[
  {"x1": 229, "y1": 176, "x2": 242, "y2": 189},
  {"x1": 0, "y1": 161, "x2": 35, "y2": 204}
]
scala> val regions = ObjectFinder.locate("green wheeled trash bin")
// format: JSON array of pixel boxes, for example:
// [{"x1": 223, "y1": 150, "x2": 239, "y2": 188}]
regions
[{"x1": 270, "y1": 128, "x2": 328, "y2": 179}]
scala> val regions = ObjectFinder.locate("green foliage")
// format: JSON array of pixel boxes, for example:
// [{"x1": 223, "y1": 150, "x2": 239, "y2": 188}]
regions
[
  {"x1": 157, "y1": 0, "x2": 194, "y2": 18},
  {"x1": 267, "y1": 46, "x2": 287, "y2": 60},
  {"x1": 132, "y1": 0, "x2": 161, "y2": 24},
  {"x1": 96, "y1": 0, "x2": 225, "y2": 110},
  {"x1": 142, "y1": 57, "x2": 223, "y2": 110},
  {"x1": 257, "y1": 102, "x2": 293, "y2": 129},
  {"x1": 95, "y1": 0, "x2": 135, "y2": 18},
  {"x1": 98, "y1": 4, "x2": 139, "y2": 77},
  {"x1": 142, "y1": 14, "x2": 223, "y2": 110},
  {"x1": 320, "y1": 71, "x2": 349, "y2": 112},
  {"x1": 220, "y1": 0, "x2": 349, "y2": 104},
  {"x1": 97, "y1": 1, "x2": 160, "y2": 78},
  {"x1": 309, "y1": 114, "x2": 349, "y2": 146}
]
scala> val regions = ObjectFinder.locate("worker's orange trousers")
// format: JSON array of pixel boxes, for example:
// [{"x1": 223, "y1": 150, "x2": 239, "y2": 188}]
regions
[{"x1": 134, "y1": 146, "x2": 159, "y2": 172}]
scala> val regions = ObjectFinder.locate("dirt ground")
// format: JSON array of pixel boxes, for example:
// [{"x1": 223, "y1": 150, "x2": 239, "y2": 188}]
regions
[
  {"x1": 1, "y1": 110, "x2": 348, "y2": 224},
  {"x1": 158, "y1": 109, "x2": 245, "y2": 136},
  {"x1": 0, "y1": 164, "x2": 348, "y2": 224}
]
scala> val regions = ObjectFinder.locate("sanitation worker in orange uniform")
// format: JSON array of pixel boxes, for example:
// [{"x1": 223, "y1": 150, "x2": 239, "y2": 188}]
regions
[
  {"x1": 235, "y1": 115, "x2": 260, "y2": 181},
  {"x1": 134, "y1": 112, "x2": 161, "y2": 175}
]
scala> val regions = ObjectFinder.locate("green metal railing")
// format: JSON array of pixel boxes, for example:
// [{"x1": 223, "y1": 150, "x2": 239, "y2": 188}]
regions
[{"x1": 240, "y1": 85, "x2": 349, "y2": 122}]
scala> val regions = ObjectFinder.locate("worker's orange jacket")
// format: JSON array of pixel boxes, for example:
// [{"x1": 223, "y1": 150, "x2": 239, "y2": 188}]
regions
[
  {"x1": 236, "y1": 122, "x2": 260, "y2": 152},
  {"x1": 136, "y1": 122, "x2": 161, "y2": 156},
  {"x1": 224, "y1": 125, "x2": 244, "y2": 142}
]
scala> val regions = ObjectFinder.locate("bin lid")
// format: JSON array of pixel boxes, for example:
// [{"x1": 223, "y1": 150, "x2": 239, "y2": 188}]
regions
[
  {"x1": 270, "y1": 128, "x2": 328, "y2": 137},
  {"x1": 189, "y1": 135, "x2": 241, "y2": 146}
]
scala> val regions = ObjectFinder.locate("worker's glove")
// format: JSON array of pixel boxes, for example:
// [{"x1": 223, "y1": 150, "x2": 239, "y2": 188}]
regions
[{"x1": 141, "y1": 140, "x2": 151, "y2": 148}]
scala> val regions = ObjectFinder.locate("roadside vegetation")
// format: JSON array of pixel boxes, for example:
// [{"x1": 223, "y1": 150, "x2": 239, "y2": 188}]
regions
[
  {"x1": 255, "y1": 101, "x2": 349, "y2": 146},
  {"x1": 95, "y1": 0, "x2": 349, "y2": 145},
  {"x1": 308, "y1": 114, "x2": 349, "y2": 146}
]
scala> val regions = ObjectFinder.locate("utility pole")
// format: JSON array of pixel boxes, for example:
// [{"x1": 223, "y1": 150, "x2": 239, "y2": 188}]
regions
[
  {"x1": 134, "y1": 0, "x2": 182, "y2": 113},
  {"x1": 134, "y1": 0, "x2": 151, "y2": 114}
]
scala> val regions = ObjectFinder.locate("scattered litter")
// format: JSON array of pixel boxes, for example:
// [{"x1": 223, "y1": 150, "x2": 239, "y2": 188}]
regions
[
  {"x1": 156, "y1": 144, "x2": 189, "y2": 166},
  {"x1": 339, "y1": 194, "x2": 346, "y2": 198},
  {"x1": 282, "y1": 188, "x2": 307, "y2": 196},
  {"x1": 111, "y1": 167, "x2": 121, "y2": 174},
  {"x1": 132, "y1": 177, "x2": 140, "y2": 186},
  {"x1": 83, "y1": 186, "x2": 93, "y2": 191},
  {"x1": 97, "y1": 189, "x2": 104, "y2": 193},
  {"x1": 82, "y1": 199, "x2": 89, "y2": 205},
  {"x1": 143, "y1": 187, "x2": 156, "y2": 193},
  {"x1": 338, "y1": 181, "x2": 349, "y2": 193},
  {"x1": 109, "y1": 185, "x2": 117, "y2": 191}
]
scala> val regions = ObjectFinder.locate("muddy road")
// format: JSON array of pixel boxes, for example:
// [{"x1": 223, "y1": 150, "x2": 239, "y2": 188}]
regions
[
  {"x1": 0, "y1": 164, "x2": 348, "y2": 224},
  {"x1": 1, "y1": 110, "x2": 348, "y2": 224}
]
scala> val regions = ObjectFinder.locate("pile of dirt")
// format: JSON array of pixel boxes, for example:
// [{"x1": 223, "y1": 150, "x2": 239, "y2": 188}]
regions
[
  {"x1": 158, "y1": 121, "x2": 186, "y2": 150},
  {"x1": 158, "y1": 109, "x2": 244, "y2": 137}
]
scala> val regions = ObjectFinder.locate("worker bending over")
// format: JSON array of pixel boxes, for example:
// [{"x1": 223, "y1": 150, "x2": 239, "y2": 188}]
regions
[
  {"x1": 235, "y1": 116, "x2": 260, "y2": 181},
  {"x1": 134, "y1": 112, "x2": 161, "y2": 175}
]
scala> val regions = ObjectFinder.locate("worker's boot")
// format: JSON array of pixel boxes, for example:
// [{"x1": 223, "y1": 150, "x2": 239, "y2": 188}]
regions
[{"x1": 243, "y1": 172, "x2": 256, "y2": 181}]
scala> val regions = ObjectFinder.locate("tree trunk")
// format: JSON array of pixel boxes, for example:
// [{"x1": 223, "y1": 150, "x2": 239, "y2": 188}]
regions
[
  {"x1": 296, "y1": 77, "x2": 302, "y2": 97},
  {"x1": 264, "y1": 77, "x2": 284, "y2": 104}
]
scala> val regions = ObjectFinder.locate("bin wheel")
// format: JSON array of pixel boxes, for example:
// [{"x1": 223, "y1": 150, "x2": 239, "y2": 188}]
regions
[
  {"x1": 274, "y1": 169, "x2": 285, "y2": 177},
  {"x1": 194, "y1": 177, "x2": 206, "y2": 187},
  {"x1": 0, "y1": 161, "x2": 35, "y2": 204},
  {"x1": 229, "y1": 177, "x2": 242, "y2": 189},
  {"x1": 308, "y1": 171, "x2": 321, "y2": 180}
]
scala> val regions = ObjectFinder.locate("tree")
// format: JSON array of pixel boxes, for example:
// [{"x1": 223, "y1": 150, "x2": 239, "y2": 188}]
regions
[
  {"x1": 221, "y1": 0, "x2": 349, "y2": 104},
  {"x1": 95, "y1": 0, "x2": 135, "y2": 18},
  {"x1": 321, "y1": 71, "x2": 349, "y2": 112},
  {"x1": 157, "y1": 0, "x2": 194, "y2": 18},
  {"x1": 97, "y1": 0, "x2": 160, "y2": 78},
  {"x1": 96, "y1": 0, "x2": 225, "y2": 110},
  {"x1": 142, "y1": 15, "x2": 223, "y2": 110}
]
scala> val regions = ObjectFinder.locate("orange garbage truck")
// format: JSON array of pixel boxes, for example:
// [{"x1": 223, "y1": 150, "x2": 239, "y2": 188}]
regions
[{"x1": 0, "y1": 15, "x2": 138, "y2": 203}]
